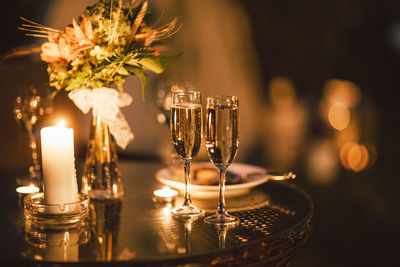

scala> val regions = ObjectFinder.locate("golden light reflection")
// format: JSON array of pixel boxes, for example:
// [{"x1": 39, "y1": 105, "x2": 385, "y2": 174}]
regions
[
  {"x1": 328, "y1": 102, "x2": 351, "y2": 131},
  {"x1": 161, "y1": 205, "x2": 173, "y2": 216},
  {"x1": 33, "y1": 255, "x2": 43, "y2": 261}
]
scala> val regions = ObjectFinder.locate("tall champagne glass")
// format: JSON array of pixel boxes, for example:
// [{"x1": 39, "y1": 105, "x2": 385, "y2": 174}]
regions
[
  {"x1": 170, "y1": 91, "x2": 205, "y2": 219},
  {"x1": 154, "y1": 81, "x2": 195, "y2": 166},
  {"x1": 204, "y1": 95, "x2": 240, "y2": 226}
]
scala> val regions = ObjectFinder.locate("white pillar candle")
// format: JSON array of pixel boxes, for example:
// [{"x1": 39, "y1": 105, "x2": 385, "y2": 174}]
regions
[{"x1": 41, "y1": 121, "x2": 78, "y2": 208}]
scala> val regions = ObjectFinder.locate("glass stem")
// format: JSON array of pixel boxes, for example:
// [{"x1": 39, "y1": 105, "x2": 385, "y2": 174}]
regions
[
  {"x1": 218, "y1": 229, "x2": 227, "y2": 249},
  {"x1": 183, "y1": 160, "x2": 192, "y2": 206},
  {"x1": 184, "y1": 220, "x2": 192, "y2": 253},
  {"x1": 217, "y1": 169, "x2": 227, "y2": 215}
]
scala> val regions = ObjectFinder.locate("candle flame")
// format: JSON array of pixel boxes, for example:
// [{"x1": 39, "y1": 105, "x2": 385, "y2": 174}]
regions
[{"x1": 57, "y1": 120, "x2": 65, "y2": 127}]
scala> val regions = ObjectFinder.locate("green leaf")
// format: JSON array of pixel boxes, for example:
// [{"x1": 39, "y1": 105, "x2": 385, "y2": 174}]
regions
[
  {"x1": 138, "y1": 53, "x2": 182, "y2": 74},
  {"x1": 125, "y1": 58, "x2": 140, "y2": 67},
  {"x1": 117, "y1": 66, "x2": 129, "y2": 76},
  {"x1": 159, "y1": 53, "x2": 182, "y2": 69},
  {"x1": 125, "y1": 65, "x2": 147, "y2": 101},
  {"x1": 137, "y1": 58, "x2": 163, "y2": 74}
]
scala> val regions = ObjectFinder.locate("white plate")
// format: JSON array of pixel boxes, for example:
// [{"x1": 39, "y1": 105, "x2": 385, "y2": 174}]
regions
[{"x1": 155, "y1": 162, "x2": 268, "y2": 199}]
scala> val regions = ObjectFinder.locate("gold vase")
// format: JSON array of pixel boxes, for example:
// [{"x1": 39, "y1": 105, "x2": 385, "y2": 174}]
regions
[{"x1": 82, "y1": 114, "x2": 124, "y2": 200}]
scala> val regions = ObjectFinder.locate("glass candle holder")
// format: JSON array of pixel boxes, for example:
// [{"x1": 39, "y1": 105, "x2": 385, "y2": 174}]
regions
[
  {"x1": 25, "y1": 219, "x2": 90, "y2": 249},
  {"x1": 24, "y1": 193, "x2": 90, "y2": 230}
]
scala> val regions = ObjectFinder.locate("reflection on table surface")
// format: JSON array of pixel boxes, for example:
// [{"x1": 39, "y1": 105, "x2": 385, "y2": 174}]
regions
[{"x1": 4, "y1": 160, "x2": 312, "y2": 265}]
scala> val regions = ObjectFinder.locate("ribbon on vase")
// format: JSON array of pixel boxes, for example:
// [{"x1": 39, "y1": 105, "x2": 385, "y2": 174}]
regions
[{"x1": 68, "y1": 88, "x2": 134, "y2": 149}]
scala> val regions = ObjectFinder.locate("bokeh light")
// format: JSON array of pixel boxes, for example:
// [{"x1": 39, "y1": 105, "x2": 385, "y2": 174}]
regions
[
  {"x1": 307, "y1": 140, "x2": 339, "y2": 185},
  {"x1": 263, "y1": 76, "x2": 307, "y2": 170},
  {"x1": 320, "y1": 79, "x2": 362, "y2": 130},
  {"x1": 340, "y1": 142, "x2": 370, "y2": 172},
  {"x1": 268, "y1": 77, "x2": 296, "y2": 108},
  {"x1": 328, "y1": 102, "x2": 351, "y2": 131},
  {"x1": 323, "y1": 79, "x2": 362, "y2": 108}
]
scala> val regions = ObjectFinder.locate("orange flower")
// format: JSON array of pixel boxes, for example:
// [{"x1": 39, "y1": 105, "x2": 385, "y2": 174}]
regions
[
  {"x1": 71, "y1": 16, "x2": 93, "y2": 51},
  {"x1": 40, "y1": 16, "x2": 94, "y2": 63},
  {"x1": 40, "y1": 42, "x2": 61, "y2": 63}
]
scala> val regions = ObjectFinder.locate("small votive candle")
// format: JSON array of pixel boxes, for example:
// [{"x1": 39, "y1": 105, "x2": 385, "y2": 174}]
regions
[
  {"x1": 153, "y1": 186, "x2": 178, "y2": 202},
  {"x1": 16, "y1": 184, "x2": 40, "y2": 194}
]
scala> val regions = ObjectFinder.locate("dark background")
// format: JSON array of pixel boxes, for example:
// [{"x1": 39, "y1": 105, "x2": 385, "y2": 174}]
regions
[
  {"x1": 1, "y1": 0, "x2": 400, "y2": 266},
  {"x1": 240, "y1": 1, "x2": 400, "y2": 266}
]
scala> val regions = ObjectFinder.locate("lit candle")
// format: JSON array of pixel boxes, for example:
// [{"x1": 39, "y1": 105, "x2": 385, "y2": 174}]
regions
[
  {"x1": 16, "y1": 184, "x2": 40, "y2": 194},
  {"x1": 153, "y1": 186, "x2": 178, "y2": 202},
  {"x1": 40, "y1": 121, "x2": 78, "y2": 209}
]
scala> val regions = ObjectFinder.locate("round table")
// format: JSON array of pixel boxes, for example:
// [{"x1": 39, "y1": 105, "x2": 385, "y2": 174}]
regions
[{"x1": 3, "y1": 160, "x2": 313, "y2": 266}]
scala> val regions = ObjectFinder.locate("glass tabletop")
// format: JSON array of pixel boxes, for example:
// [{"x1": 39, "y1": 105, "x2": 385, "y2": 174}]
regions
[{"x1": 1, "y1": 160, "x2": 313, "y2": 265}]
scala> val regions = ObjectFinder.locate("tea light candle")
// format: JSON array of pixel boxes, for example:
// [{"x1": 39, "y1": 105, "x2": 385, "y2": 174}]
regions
[
  {"x1": 41, "y1": 121, "x2": 78, "y2": 208},
  {"x1": 153, "y1": 186, "x2": 178, "y2": 202},
  {"x1": 16, "y1": 184, "x2": 40, "y2": 194}
]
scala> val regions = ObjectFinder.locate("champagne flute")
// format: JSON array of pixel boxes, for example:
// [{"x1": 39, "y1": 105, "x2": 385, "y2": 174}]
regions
[
  {"x1": 155, "y1": 81, "x2": 195, "y2": 167},
  {"x1": 170, "y1": 91, "x2": 205, "y2": 219},
  {"x1": 204, "y1": 95, "x2": 240, "y2": 226}
]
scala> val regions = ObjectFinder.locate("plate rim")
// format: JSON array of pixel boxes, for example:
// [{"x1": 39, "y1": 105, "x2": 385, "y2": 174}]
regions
[{"x1": 155, "y1": 162, "x2": 269, "y2": 194}]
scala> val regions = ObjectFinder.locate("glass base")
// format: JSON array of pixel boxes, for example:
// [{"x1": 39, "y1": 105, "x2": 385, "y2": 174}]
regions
[
  {"x1": 25, "y1": 219, "x2": 90, "y2": 248},
  {"x1": 171, "y1": 204, "x2": 205, "y2": 220},
  {"x1": 204, "y1": 212, "x2": 240, "y2": 227}
]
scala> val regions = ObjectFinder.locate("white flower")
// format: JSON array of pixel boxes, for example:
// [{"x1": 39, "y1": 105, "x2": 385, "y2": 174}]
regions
[{"x1": 90, "y1": 45, "x2": 109, "y2": 61}]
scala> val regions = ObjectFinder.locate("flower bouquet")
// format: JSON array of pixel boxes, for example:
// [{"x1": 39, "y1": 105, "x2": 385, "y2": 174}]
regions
[{"x1": 20, "y1": 0, "x2": 181, "y2": 199}]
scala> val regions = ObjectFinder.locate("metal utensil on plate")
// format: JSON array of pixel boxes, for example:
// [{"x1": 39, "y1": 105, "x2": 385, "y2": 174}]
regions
[
  {"x1": 224, "y1": 170, "x2": 295, "y2": 184},
  {"x1": 239, "y1": 170, "x2": 296, "y2": 182}
]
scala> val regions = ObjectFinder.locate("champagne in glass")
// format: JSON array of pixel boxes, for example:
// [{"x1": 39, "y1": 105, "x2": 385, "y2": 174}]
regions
[
  {"x1": 170, "y1": 91, "x2": 205, "y2": 219},
  {"x1": 154, "y1": 81, "x2": 195, "y2": 166},
  {"x1": 204, "y1": 95, "x2": 240, "y2": 226}
]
